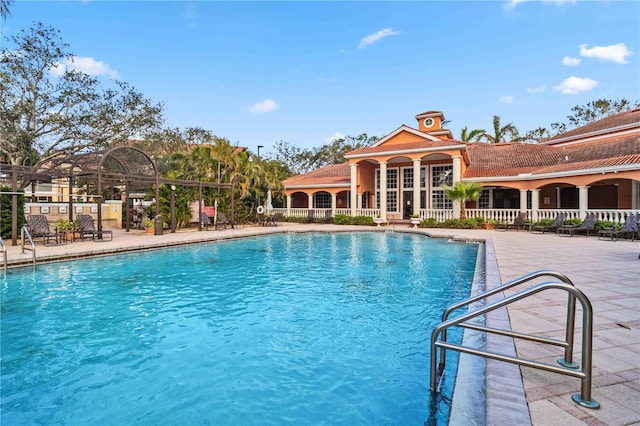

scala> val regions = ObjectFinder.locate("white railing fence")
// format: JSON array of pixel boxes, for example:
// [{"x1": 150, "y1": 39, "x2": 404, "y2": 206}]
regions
[{"x1": 278, "y1": 208, "x2": 640, "y2": 224}]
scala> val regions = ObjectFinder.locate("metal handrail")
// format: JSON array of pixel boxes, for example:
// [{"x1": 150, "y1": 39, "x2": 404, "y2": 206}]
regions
[
  {"x1": 20, "y1": 226, "x2": 36, "y2": 269},
  {"x1": 0, "y1": 236, "x2": 6, "y2": 273},
  {"x1": 430, "y1": 279, "x2": 600, "y2": 409},
  {"x1": 441, "y1": 270, "x2": 578, "y2": 368}
]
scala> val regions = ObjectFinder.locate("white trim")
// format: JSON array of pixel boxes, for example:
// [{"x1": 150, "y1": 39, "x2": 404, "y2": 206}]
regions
[
  {"x1": 369, "y1": 125, "x2": 442, "y2": 148},
  {"x1": 345, "y1": 145, "x2": 466, "y2": 160},
  {"x1": 286, "y1": 183, "x2": 349, "y2": 189}
]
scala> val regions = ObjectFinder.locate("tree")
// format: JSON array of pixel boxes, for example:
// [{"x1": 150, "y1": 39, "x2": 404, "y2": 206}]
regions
[
  {"x1": 443, "y1": 181, "x2": 483, "y2": 220},
  {"x1": 460, "y1": 126, "x2": 486, "y2": 142},
  {"x1": 522, "y1": 127, "x2": 552, "y2": 143},
  {"x1": 480, "y1": 115, "x2": 522, "y2": 143},
  {"x1": 267, "y1": 133, "x2": 378, "y2": 175},
  {"x1": 0, "y1": 23, "x2": 164, "y2": 165},
  {"x1": 553, "y1": 98, "x2": 640, "y2": 131},
  {"x1": 1, "y1": 0, "x2": 11, "y2": 19}
]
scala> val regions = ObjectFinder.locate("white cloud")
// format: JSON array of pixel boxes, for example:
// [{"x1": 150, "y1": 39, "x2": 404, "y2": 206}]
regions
[
  {"x1": 579, "y1": 43, "x2": 633, "y2": 64},
  {"x1": 562, "y1": 56, "x2": 581, "y2": 66},
  {"x1": 248, "y1": 99, "x2": 279, "y2": 114},
  {"x1": 499, "y1": 96, "x2": 515, "y2": 104},
  {"x1": 326, "y1": 132, "x2": 345, "y2": 143},
  {"x1": 553, "y1": 76, "x2": 598, "y2": 94},
  {"x1": 358, "y1": 28, "x2": 401, "y2": 49},
  {"x1": 527, "y1": 85, "x2": 546, "y2": 94},
  {"x1": 50, "y1": 56, "x2": 119, "y2": 79},
  {"x1": 505, "y1": 0, "x2": 575, "y2": 10}
]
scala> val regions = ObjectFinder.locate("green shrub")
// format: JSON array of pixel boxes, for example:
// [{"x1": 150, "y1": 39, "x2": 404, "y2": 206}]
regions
[
  {"x1": 419, "y1": 218, "x2": 439, "y2": 228},
  {"x1": 534, "y1": 218, "x2": 554, "y2": 226},
  {"x1": 0, "y1": 185, "x2": 25, "y2": 239},
  {"x1": 332, "y1": 214, "x2": 374, "y2": 226},
  {"x1": 563, "y1": 217, "x2": 582, "y2": 227}
]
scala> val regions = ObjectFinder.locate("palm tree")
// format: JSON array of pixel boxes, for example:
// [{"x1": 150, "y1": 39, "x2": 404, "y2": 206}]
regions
[
  {"x1": 480, "y1": 115, "x2": 523, "y2": 143},
  {"x1": 1, "y1": 0, "x2": 12, "y2": 19},
  {"x1": 443, "y1": 181, "x2": 484, "y2": 220},
  {"x1": 460, "y1": 126, "x2": 486, "y2": 142}
]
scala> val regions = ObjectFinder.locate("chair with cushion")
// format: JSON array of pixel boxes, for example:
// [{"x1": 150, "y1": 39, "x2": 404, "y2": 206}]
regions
[
  {"x1": 495, "y1": 212, "x2": 528, "y2": 231},
  {"x1": 76, "y1": 214, "x2": 113, "y2": 241},
  {"x1": 215, "y1": 212, "x2": 228, "y2": 230},
  {"x1": 200, "y1": 212, "x2": 213, "y2": 230},
  {"x1": 322, "y1": 210, "x2": 332, "y2": 224},
  {"x1": 557, "y1": 213, "x2": 597, "y2": 237},
  {"x1": 27, "y1": 215, "x2": 62, "y2": 245},
  {"x1": 272, "y1": 212, "x2": 284, "y2": 226},
  {"x1": 306, "y1": 210, "x2": 315, "y2": 223},
  {"x1": 531, "y1": 212, "x2": 566, "y2": 234},
  {"x1": 598, "y1": 214, "x2": 639, "y2": 241}
]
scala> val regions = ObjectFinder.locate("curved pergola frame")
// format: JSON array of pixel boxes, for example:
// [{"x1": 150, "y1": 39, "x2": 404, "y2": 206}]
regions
[{"x1": 1, "y1": 146, "x2": 234, "y2": 245}]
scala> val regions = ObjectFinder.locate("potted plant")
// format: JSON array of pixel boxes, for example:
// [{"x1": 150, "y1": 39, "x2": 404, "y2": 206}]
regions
[
  {"x1": 144, "y1": 218, "x2": 154, "y2": 234},
  {"x1": 483, "y1": 219, "x2": 497, "y2": 230},
  {"x1": 56, "y1": 219, "x2": 79, "y2": 240},
  {"x1": 410, "y1": 214, "x2": 421, "y2": 228}
]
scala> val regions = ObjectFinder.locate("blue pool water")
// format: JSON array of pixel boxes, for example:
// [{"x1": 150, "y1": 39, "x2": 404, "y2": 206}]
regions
[{"x1": 1, "y1": 232, "x2": 478, "y2": 425}]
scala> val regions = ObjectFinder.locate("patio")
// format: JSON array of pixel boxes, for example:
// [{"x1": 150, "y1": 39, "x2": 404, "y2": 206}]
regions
[{"x1": 1, "y1": 223, "x2": 638, "y2": 425}]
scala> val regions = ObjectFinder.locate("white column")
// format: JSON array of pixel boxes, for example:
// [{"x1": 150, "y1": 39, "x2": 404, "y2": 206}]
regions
[
  {"x1": 530, "y1": 189, "x2": 540, "y2": 221},
  {"x1": 413, "y1": 159, "x2": 421, "y2": 216},
  {"x1": 380, "y1": 162, "x2": 387, "y2": 220},
  {"x1": 452, "y1": 156, "x2": 462, "y2": 183},
  {"x1": 350, "y1": 164, "x2": 358, "y2": 216},
  {"x1": 286, "y1": 194, "x2": 291, "y2": 216},
  {"x1": 578, "y1": 186, "x2": 589, "y2": 218},
  {"x1": 357, "y1": 193, "x2": 362, "y2": 209},
  {"x1": 331, "y1": 193, "x2": 337, "y2": 216},
  {"x1": 519, "y1": 189, "x2": 528, "y2": 213},
  {"x1": 308, "y1": 193, "x2": 313, "y2": 210}
]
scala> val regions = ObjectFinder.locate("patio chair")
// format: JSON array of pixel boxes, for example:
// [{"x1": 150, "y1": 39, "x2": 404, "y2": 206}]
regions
[
  {"x1": 557, "y1": 213, "x2": 597, "y2": 237},
  {"x1": 306, "y1": 210, "x2": 315, "y2": 223},
  {"x1": 495, "y1": 212, "x2": 528, "y2": 231},
  {"x1": 322, "y1": 210, "x2": 332, "y2": 224},
  {"x1": 598, "y1": 214, "x2": 639, "y2": 241},
  {"x1": 76, "y1": 214, "x2": 113, "y2": 241},
  {"x1": 26, "y1": 215, "x2": 63, "y2": 246},
  {"x1": 200, "y1": 212, "x2": 213, "y2": 230},
  {"x1": 215, "y1": 212, "x2": 228, "y2": 230},
  {"x1": 531, "y1": 212, "x2": 567, "y2": 234},
  {"x1": 272, "y1": 212, "x2": 284, "y2": 226}
]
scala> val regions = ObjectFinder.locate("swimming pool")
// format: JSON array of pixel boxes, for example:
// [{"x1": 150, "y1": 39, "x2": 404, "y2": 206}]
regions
[{"x1": 1, "y1": 232, "x2": 478, "y2": 425}]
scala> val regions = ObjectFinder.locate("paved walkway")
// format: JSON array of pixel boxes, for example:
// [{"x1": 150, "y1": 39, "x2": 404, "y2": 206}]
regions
[{"x1": 2, "y1": 223, "x2": 639, "y2": 425}]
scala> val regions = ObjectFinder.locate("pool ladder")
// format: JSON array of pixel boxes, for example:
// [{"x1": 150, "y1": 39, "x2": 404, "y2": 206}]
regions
[
  {"x1": 0, "y1": 236, "x2": 6, "y2": 273},
  {"x1": 430, "y1": 270, "x2": 600, "y2": 409},
  {"x1": 20, "y1": 225, "x2": 37, "y2": 270}
]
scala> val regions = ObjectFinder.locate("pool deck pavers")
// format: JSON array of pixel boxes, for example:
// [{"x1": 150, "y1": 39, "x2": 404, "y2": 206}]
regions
[{"x1": 3, "y1": 223, "x2": 639, "y2": 426}]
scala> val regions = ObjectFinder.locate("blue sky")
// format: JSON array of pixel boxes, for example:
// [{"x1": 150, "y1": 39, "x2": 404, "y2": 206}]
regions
[{"x1": 2, "y1": 1, "x2": 639, "y2": 155}]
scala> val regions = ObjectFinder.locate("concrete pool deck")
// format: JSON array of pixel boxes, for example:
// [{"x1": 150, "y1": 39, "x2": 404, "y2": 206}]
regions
[{"x1": 2, "y1": 223, "x2": 639, "y2": 425}]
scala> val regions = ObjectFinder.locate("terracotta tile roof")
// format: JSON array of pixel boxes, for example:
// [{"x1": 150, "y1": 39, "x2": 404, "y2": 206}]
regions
[
  {"x1": 282, "y1": 163, "x2": 351, "y2": 186},
  {"x1": 545, "y1": 108, "x2": 640, "y2": 143},
  {"x1": 464, "y1": 135, "x2": 640, "y2": 178},
  {"x1": 347, "y1": 139, "x2": 464, "y2": 156}
]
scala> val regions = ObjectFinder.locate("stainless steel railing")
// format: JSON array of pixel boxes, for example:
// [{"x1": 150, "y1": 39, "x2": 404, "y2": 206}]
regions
[
  {"x1": 0, "y1": 236, "x2": 6, "y2": 273},
  {"x1": 20, "y1": 226, "x2": 36, "y2": 269},
  {"x1": 430, "y1": 271, "x2": 599, "y2": 409}
]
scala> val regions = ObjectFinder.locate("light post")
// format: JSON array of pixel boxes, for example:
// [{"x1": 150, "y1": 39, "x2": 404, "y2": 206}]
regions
[
  {"x1": 257, "y1": 145, "x2": 264, "y2": 208},
  {"x1": 170, "y1": 185, "x2": 176, "y2": 233}
]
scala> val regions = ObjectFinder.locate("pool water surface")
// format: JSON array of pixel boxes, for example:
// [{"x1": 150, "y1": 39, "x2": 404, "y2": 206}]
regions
[{"x1": 1, "y1": 232, "x2": 478, "y2": 425}]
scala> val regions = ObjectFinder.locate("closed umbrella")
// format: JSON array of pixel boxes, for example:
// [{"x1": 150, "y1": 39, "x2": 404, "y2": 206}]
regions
[{"x1": 266, "y1": 190, "x2": 274, "y2": 214}]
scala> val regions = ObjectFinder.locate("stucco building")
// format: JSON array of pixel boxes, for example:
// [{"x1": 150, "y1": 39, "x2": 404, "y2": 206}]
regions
[{"x1": 283, "y1": 109, "x2": 640, "y2": 223}]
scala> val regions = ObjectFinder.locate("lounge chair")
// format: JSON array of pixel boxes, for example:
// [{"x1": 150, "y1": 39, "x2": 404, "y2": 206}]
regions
[
  {"x1": 557, "y1": 213, "x2": 597, "y2": 237},
  {"x1": 27, "y1": 215, "x2": 64, "y2": 245},
  {"x1": 531, "y1": 212, "x2": 567, "y2": 234},
  {"x1": 200, "y1": 212, "x2": 213, "y2": 230},
  {"x1": 322, "y1": 210, "x2": 332, "y2": 224},
  {"x1": 215, "y1": 212, "x2": 228, "y2": 230},
  {"x1": 495, "y1": 212, "x2": 528, "y2": 231},
  {"x1": 272, "y1": 212, "x2": 284, "y2": 226},
  {"x1": 76, "y1": 214, "x2": 113, "y2": 241},
  {"x1": 306, "y1": 210, "x2": 315, "y2": 223},
  {"x1": 598, "y1": 214, "x2": 639, "y2": 241}
]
